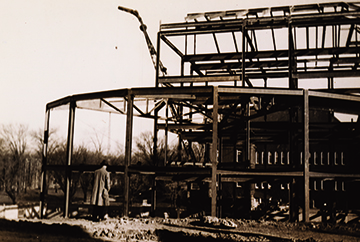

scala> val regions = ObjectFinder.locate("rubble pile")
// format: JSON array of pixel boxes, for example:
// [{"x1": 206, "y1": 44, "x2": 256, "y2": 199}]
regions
[
  {"x1": 21, "y1": 215, "x2": 360, "y2": 241},
  {"x1": 92, "y1": 227, "x2": 157, "y2": 241},
  {"x1": 201, "y1": 216, "x2": 238, "y2": 228},
  {"x1": 87, "y1": 217, "x2": 159, "y2": 241},
  {"x1": 85, "y1": 216, "x2": 284, "y2": 241}
]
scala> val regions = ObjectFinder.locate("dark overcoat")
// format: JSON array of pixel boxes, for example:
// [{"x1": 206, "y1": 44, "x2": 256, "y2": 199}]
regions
[{"x1": 91, "y1": 166, "x2": 111, "y2": 206}]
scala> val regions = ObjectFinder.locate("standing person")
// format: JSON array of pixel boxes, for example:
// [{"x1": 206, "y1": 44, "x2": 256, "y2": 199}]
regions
[{"x1": 91, "y1": 159, "x2": 111, "y2": 221}]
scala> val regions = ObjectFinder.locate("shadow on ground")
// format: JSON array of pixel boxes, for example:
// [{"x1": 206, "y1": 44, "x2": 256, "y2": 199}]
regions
[
  {"x1": 156, "y1": 228, "x2": 291, "y2": 242},
  {"x1": 156, "y1": 230, "x2": 290, "y2": 242},
  {"x1": 0, "y1": 218, "x2": 104, "y2": 242}
]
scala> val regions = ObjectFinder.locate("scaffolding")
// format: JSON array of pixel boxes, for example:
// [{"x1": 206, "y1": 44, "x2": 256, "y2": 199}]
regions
[{"x1": 40, "y1": 2, "x2": 360, "y2": 223}]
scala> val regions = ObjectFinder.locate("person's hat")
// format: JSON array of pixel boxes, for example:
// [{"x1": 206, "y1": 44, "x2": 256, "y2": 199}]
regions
[{"x1": 101, "y1": 159, "x2": 109, "y2": 166}]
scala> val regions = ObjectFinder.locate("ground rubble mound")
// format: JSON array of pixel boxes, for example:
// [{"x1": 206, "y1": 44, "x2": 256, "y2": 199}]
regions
[
  {"x1": 83, "y1": 216, "x2": 287, "y2": 241},
  {"x1": 18, "y1": 215, "x2": 360, "y2": 241}
]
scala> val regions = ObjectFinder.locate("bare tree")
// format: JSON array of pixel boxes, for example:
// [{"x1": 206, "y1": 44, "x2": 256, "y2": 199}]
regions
[
  {"x1": 47, "y1": 143, "x2": 86, "y2": 202},
  {"x1": 0, "y1": 124, "x2": 30, "y2": 204},
  {"x1": 90, "y1": 130, "x2": 105, "y2": 154},
  {"x1": 31, "y1": 128, "x2": 62, "y2": 159},
  {"x1": 190, "y1": 142, "x2": 207, "y2": 163},
  {"x1": 134, "y1": 131, "x2": 177, "y2": 167},
  {"x1": 31, "y1": 128, "x2": 62, "y2": 191}
]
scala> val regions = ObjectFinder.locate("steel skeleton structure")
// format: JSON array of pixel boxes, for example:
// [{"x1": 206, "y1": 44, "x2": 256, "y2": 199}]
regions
[{"x1": 41, "y1": 2, "x2": 360, "y2": 223}]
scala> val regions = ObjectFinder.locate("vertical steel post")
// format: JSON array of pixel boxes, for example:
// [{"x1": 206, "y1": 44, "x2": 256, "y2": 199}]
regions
[
  {"x1": 124, "y1": 93, "x2": 134, "y2": 217},
  {"x1": 246, "y1": 103, "x2": 251, "y2": 166},
  {"x1": 155, "y1": 32, "x2": 161, "y2": 87},
  {"x1": 303, "y1": 89, "x2": 310, "y2": 222},
  {"x1": 245, "y1": 102, "x2": 256, "y2": 214},
  {"x1": 288, "y1": 21, "x2": 297, "y2": 89},
  {"x1": 151, "y1": 179, "x2": 157, "y2": 213},
  {"x1": 153, "y1": 110, "x2": 159, "y2": 167},
  {"x1": 108, "y1": 112, "x2": 111, "y2": 155},
  {"x1": 289, "y1": 97, "x2": 298, "y2": 222},
  {"x1": 164, "y1": 99, "x2": 169, "y2": 166},
  {"x1": 153, "y1": 29, "x2": 161, "y2": 165},
  {"x1": 40, "y1": 108, "x2": 50, "y2": 219},
  {"x1": 242, "y1": 23, "x2": 246, "y2": 87},
  {"x1": 211, "y1": 87, "x2": 219, "y2": 216},
  {"x1": 64, "y1": 101, "x2": 76, "y2": 218},
  {"x1": 328, "y1": 77, "x2": 334, "y2": 89},
  {"x1": 218, "y1": 174, "x2": 222, "y2": 218},
  {"x1": 289, "y1": 178, "x2": 298, "y2": 222}
]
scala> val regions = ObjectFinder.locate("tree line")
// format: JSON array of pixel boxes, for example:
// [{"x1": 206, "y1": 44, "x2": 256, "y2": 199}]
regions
[{"x1": 0, "y1": 124, "x2": 205, "y2": 208}]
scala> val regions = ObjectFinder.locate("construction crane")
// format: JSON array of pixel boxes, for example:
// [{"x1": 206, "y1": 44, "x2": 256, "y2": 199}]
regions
[{"x1": 118, "y1": 6, "x2": 167, "y2": 78}]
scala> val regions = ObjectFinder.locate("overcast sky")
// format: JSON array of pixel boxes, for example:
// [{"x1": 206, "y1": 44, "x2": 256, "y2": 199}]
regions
[{"x1": 0, "y1": 0, "x2": 353, "y2": 150}]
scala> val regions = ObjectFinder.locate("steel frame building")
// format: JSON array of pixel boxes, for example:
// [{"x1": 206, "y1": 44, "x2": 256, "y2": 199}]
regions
[{"x1": 40, "y1": 2, "x2": 360, "y2": 222}]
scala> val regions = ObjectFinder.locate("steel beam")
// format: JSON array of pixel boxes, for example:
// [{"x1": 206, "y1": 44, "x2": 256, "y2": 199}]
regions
[
  {"x1": 294, "y1": 70, "x2": 360, "y2": 79},
  {"x1": 303, "y1": 89, "x2": 310, "y2": 222},
  {"x1": 183, "y1": 47, "x2": 360, "y2": 63},
  {"x1": 309, "y1": 90, "x2": 360, "y2": 102},
  {"x1": 218, "y1": 170, "x2": 304, "y2": 177},
  {"x1": 155, "y1": 32, "x2": 161, "y2": 87},
  {"x1": 164, "y1": 99, "x2": 169, "y2": 166},
  {"x1": 242, "y1": 23, "x2": 246, "y2": 87},
  {"x1": 124, "y1": 93, "x2": 134, "y2": 216},
  {"x1": 40, "y1": 109, "x2": 50, "y2": 219},
  {"x1": 211, "y1": 87, "x2": 219, "y2": 216},
  {"x1": 64, "y1": 101, "x2": 76, "y2": 218},
  {"x1": 159, "y1": 75, "x2": 240, "y2": 84},
  {"x1": 218, "y1": 87, "x2": 303, "y2": 96}
]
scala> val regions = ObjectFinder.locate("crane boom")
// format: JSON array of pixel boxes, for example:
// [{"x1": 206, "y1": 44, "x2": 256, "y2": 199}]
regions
[{"x1": 118, "y1": 6, "x2": 167, "y2": 76}]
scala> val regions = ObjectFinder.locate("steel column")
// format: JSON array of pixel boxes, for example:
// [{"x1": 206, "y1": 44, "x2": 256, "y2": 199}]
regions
[
  {"x1": 153, "y1": 107, "x2": 159, "y2": 168},
  {"x1": 164, "y1": 99, "x2": 169, "y2": 166},
  {"x1": 64, "y1": 101, "x2": 76, "y2": 218},
  {"x1": 289, "y1": 95, "x2": 299, "y2": 222},
  {"x1": 288, "y1": 21, "x2": 298, "y2": 89},
  {"x1": 246, "y1": 103, "x2": 251, "y2": 166},
  {"x1": 124, "y1": 93, "x2": 134, "y2": 216},
  {"x1": 242, "y1": 23, "x2": 246, "y2": 87},
  {"x1": 151, "y1": 179, "x2": 157, "y2": 213},
  {"x1": 289, "y1": 178, "x2": 298, "y2": 222},
  {"x1": 211, "y1": 86, "x2": 219, "y2": 216},
  {"x1": 303, "y1": 89, "x2": 310, "y2": 222},
  {"x1": 155, "y1": 32, "x2": 161, "y2": 87},
  {"x1": 40, "y1": 109, "x2": 50, "y2": 219}
]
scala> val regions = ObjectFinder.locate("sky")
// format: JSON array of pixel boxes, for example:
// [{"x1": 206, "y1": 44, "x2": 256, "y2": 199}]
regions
[{"x1": 0, "y1": 0, "x2": 355, "y2": 151}]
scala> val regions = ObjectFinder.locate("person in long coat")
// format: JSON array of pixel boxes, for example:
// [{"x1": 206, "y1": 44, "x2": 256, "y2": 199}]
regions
[{"x1": 91, "y1": 159, "x2": 111, "y2": 221}]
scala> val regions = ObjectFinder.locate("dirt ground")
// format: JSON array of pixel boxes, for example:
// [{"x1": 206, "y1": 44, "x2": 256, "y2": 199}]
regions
[{"x1": 0, "y1": 215, "x2": 360, "y2": 242}]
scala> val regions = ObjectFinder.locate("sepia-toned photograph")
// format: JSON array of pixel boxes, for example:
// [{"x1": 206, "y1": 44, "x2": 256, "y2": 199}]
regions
[{"x1": 0, "y1": 0, "x2": 360, "y2": 241}]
